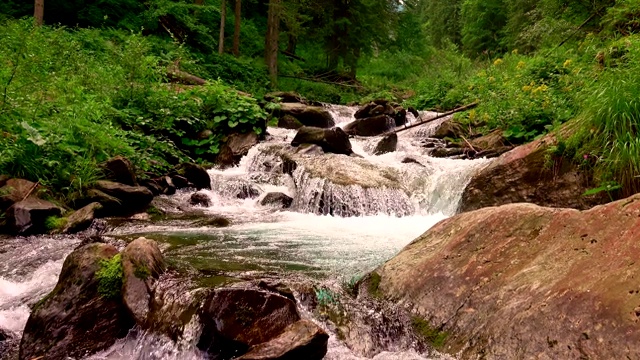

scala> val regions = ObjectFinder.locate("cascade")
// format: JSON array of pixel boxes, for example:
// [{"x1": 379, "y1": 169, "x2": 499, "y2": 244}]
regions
[{"x1": 0, "y1": 104, "x2": 491, "y2": 360}]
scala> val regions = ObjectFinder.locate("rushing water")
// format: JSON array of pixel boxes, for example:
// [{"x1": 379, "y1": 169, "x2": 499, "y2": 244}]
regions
[{"x1": 0, "y1": 105, "x2": 490, "y2": 360}]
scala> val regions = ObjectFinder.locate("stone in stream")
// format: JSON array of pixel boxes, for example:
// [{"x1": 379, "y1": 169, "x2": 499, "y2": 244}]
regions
[
  {"x1": 373, "y1": 133, "x2": 398, "y2": 155},
  {"x1": 342, "y1": 115, "x2": 395, "y2": 137},
  {"x1": 198, "y1": 287, "x2": 301, "y2": 358},
  {"x1": 121, "y1": 237, "x2": 166, "y2": 325},
  {"x1": 277, "y1": 103, "x2": 335, "y2": 128},
  {"x1": 190, "y1": 191, "x2": 212, "y2": 207},
  {"x1": 19, "y1": 243, "x2": 134, "y2": 360},
  {"x1": 218, "y1": 132, "x2": 260, "y2": 168},
  {"x1": 432, "y1": 120, "x2": 467, "y2": 139},
  {"x1": 62, "y1": 202, "x2": 102, "y2": 234},
  {"x1": 103, "y1": 156, "x2": 137, "y2": 186},
  {"x1": 178, "y1": 162, "x2": 211, "y2": 190},
  {"x1": 291, "y1": 126, "x2": 352, "y2": 155},
  {"x1": 278, "y1": 114, "x2": 304, "y2": 130},
  {"x1": 6, "y1": 198, "x2": 63, "y2": 235},
  {"x1": 369, "y1": 195, "x2": 640, "y2": 359},
  {"x1": 93, "y1": 180, "x2": 154, "y2": 212},
  {"x1": 238, "y1": 320, "x2": 329, "y2": 360},
  {"x1": 260, "y1": 192, "x2": 293, "y2": 209}
]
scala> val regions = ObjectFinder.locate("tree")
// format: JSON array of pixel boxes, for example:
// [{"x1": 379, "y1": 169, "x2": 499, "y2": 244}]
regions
[
  {"x1": 219, "y1": 0, "x2": 226, "y2": 54},
  {"x1": 34, "y1": 0, "x2": 44, "y2": 26},
  {"x1": 265, "y1": 0, "x2": 281, "y2": 86},
  {"x1": 233, "y1": 0, "x2": 241, "y2": 56}
]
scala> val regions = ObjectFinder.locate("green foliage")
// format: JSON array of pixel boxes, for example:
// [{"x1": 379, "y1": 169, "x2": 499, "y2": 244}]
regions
[
  {"x1": 45, "y1": 216, "x2": 68, "y2": 232},
  {"x1": 134, "y1": 263, "x2": 151, "y2": 280},
  {"x1": 315, "y1": 287, "x2": 339, "y2": 307},
  {"x1": 96, "y1": 254, "x2": 124, "y2": 299},
  {"x1": 367, "y1": 271, "x2": 382, "y2": 298},
  {"x1": 411, "y1": 316, "x2": 448, "y2": 349}
]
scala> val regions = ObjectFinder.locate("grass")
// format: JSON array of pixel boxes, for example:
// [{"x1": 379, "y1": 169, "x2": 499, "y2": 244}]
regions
[{"x1": 411, "y1": 316, "x2": 448, "y2": 349}]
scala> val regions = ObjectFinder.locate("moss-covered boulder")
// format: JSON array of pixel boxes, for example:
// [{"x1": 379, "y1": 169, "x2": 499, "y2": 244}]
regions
[{"x1": 19, "y1": 243, "x2": 134, "y2": 360}]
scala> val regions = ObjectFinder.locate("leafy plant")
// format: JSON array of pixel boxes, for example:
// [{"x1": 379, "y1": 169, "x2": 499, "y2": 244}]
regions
[{"x1": 96, "y1": 254, "x2": 124, "y2": 299}]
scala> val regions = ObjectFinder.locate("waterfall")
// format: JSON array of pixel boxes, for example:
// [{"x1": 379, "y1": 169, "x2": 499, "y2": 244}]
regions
[{"x1": 0, "y1": 104, "x2": 492, "y2": 360}]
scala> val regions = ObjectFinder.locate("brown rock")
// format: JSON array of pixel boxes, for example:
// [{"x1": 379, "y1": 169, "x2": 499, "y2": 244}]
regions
[
  {"x1": 178, "y1": 163, "x2": 211, "y2": 190},
  {"x1": 291, "y1": 127, "x2": 352, "y2": 155},
  {"x1": 198, "y1": 287, "x2": 300, "y2": 357},
  {"x1": 190, "y1": 192, "x2": 212, "y2": 207},
  {"x1": 238, "y1": 320, "x2": 329, "y2": 360},
  {"x1": 0, "y1": 175, "x2": 9, "y2": 188},
  {"x1": 277, "y1": 103, "x2": 335, "y2": 128},
  {"x1": 63, "y1": 202, "x2": 102, "y2": 233},
  {"x1": 469, "y1": 129, "x2": 507, "y2": 151},
  {"x1": 373, "y1": 133, "x2": 398, "y2": 155},
  {"x1": 19, "y1": 243, "x2": 133, "y2": 360},
  {"x1": 374, "y1": 196, "x2": 640, "y2": 359},
  {"x1": 121, "y1": 237, "x2": 165, "y2": 325},
  {"x1": 103, "y1": 156, "x2": 137, "y2": 186},
  {"x1": 218, "y1": 132, "x2": 260, "y2": 167},
  {"x1": 6, "y1": 198, "x2": 63, "y2": 235},
  {"x1": 432, "y1": 120, "x2": 467, "y2": 139},
  {"x1": 460, "y1": 135, "x2": 608, "y2": 212},
  {"x1": 277, "y1": 114, "x2": 304, "y2": 130},
  {"x1": 0, "y1": 179, "x2": 37, "y2": 211},
  {"x1": 343, "y1": 115, "x2": 396, "y2": 137},
  {"x1": 93, "y1": 180, "x2": 154, "y2": 211}
]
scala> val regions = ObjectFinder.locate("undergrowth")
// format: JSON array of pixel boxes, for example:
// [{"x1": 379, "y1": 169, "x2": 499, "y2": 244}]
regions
[{"x1": 96, "y1": 253, "x2": 124, "y2": 299}]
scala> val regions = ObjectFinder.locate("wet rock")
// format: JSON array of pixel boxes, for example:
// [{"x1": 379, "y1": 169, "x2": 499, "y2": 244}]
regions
[
  {"x1": 190, "y1": 192, "x2": 212, "y2": 207},
  {"x1": 218, "y1": 132, "x2": 260, "y2": 167},
  {"x1": 469, "y1": 129, "x2": 507, "y2": 151},
  {"x1": 0, "y1": 178, "x2": 37, "y2": 211},
  {"x1": 238, "y1": 320, "x2": 329, "y2": 360},
  {"x1": 407, "y1": 107, "x2": 419, "y2": 119},
  {"x1": 278, "y1": 103, "x2": 335, "y2": 128},
  {"x1": 170, "y1": 174, "x2": 190, "y2": 190},
  {"x1": 195, "y1": 216, "x2": 231, "y2": 227},
  {"x1": 82, "y1": 189, "x2": 122, "y2": 215},
  {"x1": 429, "y1": 147, "x2": 466, "y2": 158},
  {"x1": 401, "y1": 157, "x2": 424, "y2": 166},
  {"x1": 393, "y1": 107, "x2": 407, "y2": 127},
  {"x1": 343, "y1": 115, "x2": 395, "y2": 137},
  {"x1": 198, "y1": 287, "x2": 300, "y2": 357},
  {"x1": 6, "y1": 198, "x2": 63, "y2": 235},
  {"x1": 264, "y1": 91, "x2": 304, "y2": 104},
  {"x1": 432, "y1": 120, "x2": 467, "y2": 139},
  {"x1": 237, "y1": 184, "x2": 261, "y2": 199},
  {"x1": 277, "y1": 114, "x2": 304, "y2": 130},
  {"x1": 94, "y1": 180, "x2": 154, "y2": 212},
  {"x1": 291, "y1": 126, "x2": 352, "y2": 155},
  {"x1": 460, "y1": 134, "x2": 608, "y2": 212},
  {"x1": 122, "y1": 237, "x2": 165, "y2": 325},
  {"x1": 295, "y1": 143, "x2": 324, "y2": 156},
  {"x1": 19, "y1": 243, "x2": 133, "y2": 360},
  {"x1": 63, "y1": 202, "x2": 102, "y2": 234},
  {"x1": 140, "y1": 178, "x2": 164, "y2": 196},
  {"x1": 178, "y1": 163, "x2": 211, "y2": 190},
  {"x1": 103, "y1": 156, "x2": 137, "y2": 186},
  {"x1": 260, "y1": 192, "x2": 293, "y2": 208},
  {"x1": 374, "y1": 196, "x2": 640, "y2": 359},
  {"x1": 373, "y1": 133, "x2": 398, "y2": 155}
]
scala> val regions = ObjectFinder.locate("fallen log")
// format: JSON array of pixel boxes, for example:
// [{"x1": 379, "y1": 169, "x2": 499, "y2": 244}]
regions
[
  {"x1": 390, "y1": 102, "x2": 478, "y2": 135},
  {"x1": 166, "y1": 67, "x2": 207, "y2": 86}
]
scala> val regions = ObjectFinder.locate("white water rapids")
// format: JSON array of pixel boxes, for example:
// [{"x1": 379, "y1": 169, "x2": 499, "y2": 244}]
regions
[{"x1": 0, "y1": 105, "x2": 491, "y2": 360}]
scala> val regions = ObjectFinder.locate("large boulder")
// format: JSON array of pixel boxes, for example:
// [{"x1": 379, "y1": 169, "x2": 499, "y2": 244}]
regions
[
  {"x1": 63, "y1": 202, "x2": 102, "y2": 234},
  {"x1": 370, "y1": 196, "x2": 640, "y2": 359},
  {"x1": 94, "y1": 181, "x2": 153, "y2": 206},
  {"x1": 373, "y1": 133, "x2": 398, "y2": 155},
  {"x1": 278, "y1": 103, "x2": 335, "y2": 129},
  {"x1": 459, "y1": 135, "x2": 607, "y2": 212},
  {"x1": 432, "y1": 120, "x2": 467, "y2": 139},
  {"x1": 277, "y1": 114, "x2": 304, "y2": 130},
  {"x1": 291, "y1": 127, "x2": 352, "y2": 155},
  {"x1": 178, "y1": 163, "x2": 211, "y2": 190},
  {"x1": 343, "y1": 115, "x2": 395, "y2": 137},
  {"x1": 0, "y1": 178, "x2": 37, "y2": 211},
  {"x1": 103, "y1": 156, "x2": 137, "y2": 186},
  {"x1": 198, "y1": 287, "x2": 301, "y2": 357},
  {"x1": 218, "y1": 132, "x2": 260, "y2": 167},
  {"x1": 6, "y1": 198, "x2": 63, "y2": 235},
  {"x1": 121, "y1": 237, "x2": 166, "y2": 325},
  {"x1": 0, "y1": 175, "x2": 10, "y2": 188},
  {"x1": 238, "y1": 320, "x2": 329, "y2": 360},
  {"x1": 19, "y1": 243, "x2": 133, "y2": 360}
]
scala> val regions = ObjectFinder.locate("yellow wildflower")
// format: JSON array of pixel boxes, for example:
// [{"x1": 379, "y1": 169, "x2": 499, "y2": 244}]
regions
[
  {"x1": 493, "y1": 58, "x2": 503, "y2": 66},
  {"x1": 468, "y1": 110, "x2": 477, "y2": 121},
  {"x1": 563, "y1": 59, "x2": 572, "y2": 68},
  {"x1": 517, "y1": 61, "x2": 526, "y2": 69},
  {"x1": 489, "y1": 76, "x2": 496, "y2": 82},
  {"x1": 522, "y1": 85, "x2": 532, "y2": 92},
  {"x1": 512, "y1": 49, "x2": 519, "y2": 55}
]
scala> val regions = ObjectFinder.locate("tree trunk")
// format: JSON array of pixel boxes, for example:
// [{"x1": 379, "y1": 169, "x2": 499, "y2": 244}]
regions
[
  {"x1": 232, "y1": 0, "x2": 241, "y2": 57},
  {"x1": 34, "y1": 0, "x2": 44, "y2": 26},
  {"x1": 265, "y1": 0, "x2": 281, "y2": 86},
  {"x1": 219, "y1": 0, "x2": 226, "y2": 54}
]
